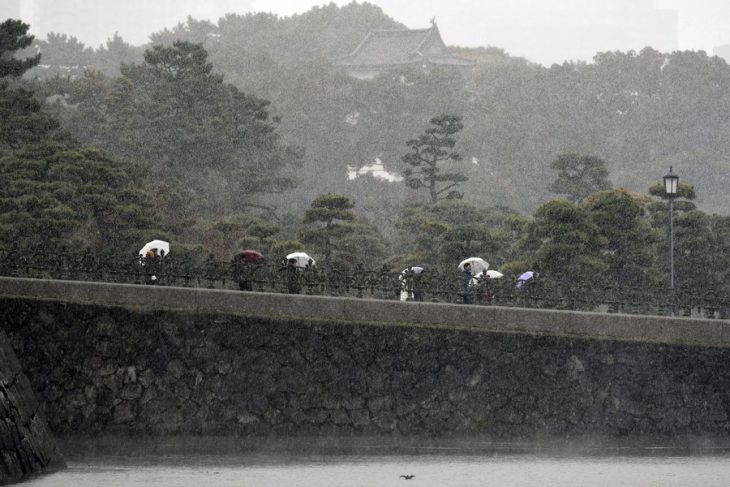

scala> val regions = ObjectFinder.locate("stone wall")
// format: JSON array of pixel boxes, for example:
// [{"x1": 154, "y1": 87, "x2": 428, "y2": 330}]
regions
[
  {"x1": 2, "y1": 295, "x2": 730, "y2": 441},
  {"x1": 0, "y1": 330, "x2": 62, "y2": 485}
]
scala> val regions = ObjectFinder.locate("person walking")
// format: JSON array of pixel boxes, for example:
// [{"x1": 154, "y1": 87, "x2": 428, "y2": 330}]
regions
[
  {"x1": 461, "y1": 262, "x2": 474, "y2": 304},
  {"x1": 285, "y1": 257, "x2": 301, "y2": 294}
]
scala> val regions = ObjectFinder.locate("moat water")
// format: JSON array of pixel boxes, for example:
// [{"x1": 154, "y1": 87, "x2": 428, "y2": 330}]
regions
[{"x1": 24, "y1": 438, "x2": 730, "y2": 487}]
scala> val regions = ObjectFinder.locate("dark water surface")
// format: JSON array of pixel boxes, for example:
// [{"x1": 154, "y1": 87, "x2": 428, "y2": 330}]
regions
[{"x1": 24, "y1": 437, "x2": 730, "y2": 487}]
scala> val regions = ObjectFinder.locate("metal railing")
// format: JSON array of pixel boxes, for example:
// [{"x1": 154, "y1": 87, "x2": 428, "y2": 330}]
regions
[{"x1": 0, "y1": 246, "x2": 727, "y2": 319}]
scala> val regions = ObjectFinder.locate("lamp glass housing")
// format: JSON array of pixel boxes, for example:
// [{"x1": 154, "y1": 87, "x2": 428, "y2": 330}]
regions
[{"x1": 663, "y1": 168, "x2": 679, "y2": 195}]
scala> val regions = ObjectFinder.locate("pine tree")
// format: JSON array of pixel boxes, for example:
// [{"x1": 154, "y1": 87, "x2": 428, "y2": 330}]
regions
[
  {"x1": 0, "y1": 19, "x2": 40, "y2": 77},
  {"x1": 301, "y1": 193, "x2": 356, "y2": 265},
  {"x1": 0, "y1": 140, "x2": 160, "y2": 250},
  {"x1": 548, "y1": 153, "x2": 612, "y2": 203},
  {"x1": 402, "y1": 114, "x2": 468, "y2": 203},
  {"x1": 0, "y1": 20, "x2": 159, "y2": 252},
  {"x1": 0, "y1": 19, "x2": 59, "y2": 149}
]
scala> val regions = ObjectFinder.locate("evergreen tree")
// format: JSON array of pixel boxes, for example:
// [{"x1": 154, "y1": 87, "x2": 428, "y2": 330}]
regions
[
  {"x1": 29, "y1": 32, "x2": 93, "y2": 78},
  {"x1": 402, "y1": 114, "x2": 468, "y2": 203},
  {"x1": 672, "y1": 209, "x2": 717, "y2": 312},
  {"x1": 0, "y1": 20, "x2": 159, "y2": 252},
  {"x1": 301, "y1": 193, "x2": 356, "y2": 266},
  {"x1": 707, "y1": 215, "x2": 730, "y2": 317},
  {"x1": 59, "y1": 41, "x2": 302, "y2": 216},
  {"x1": 0, "y1": 84, "x2": 59, "y2": 149},
  {"x1": 335, "y1": 219, "x2": 388, "y2": 266},
  {"x1": 522, "y1": 200, "x2": 608, "y2": 309},
  {"x1": 0, "y1": 19, "x2": 40, "y2": 77},
  {"x1": 0, "y1": 19, "x2": 58, "y2": 150},
  {"x1": 0, "y1": 140, "x2": 159, "y2": 250},
  {"x1": 92, "y1": 33, "x2": 143, "y2": 76},
  {"x1": 548, "y1": 153, "x2": 612, "y2": 203},
  {"x1": 394, "y1": 200, "x2": 515, "y2": 271},
  {"x1": 583, "y1": 189, "x2": 661, "y2": 309}
]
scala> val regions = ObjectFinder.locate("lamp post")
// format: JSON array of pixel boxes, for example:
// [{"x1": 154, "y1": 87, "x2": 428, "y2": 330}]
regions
[{"x1": 663, "y1": 166, "x2": 679, "y2": 316}]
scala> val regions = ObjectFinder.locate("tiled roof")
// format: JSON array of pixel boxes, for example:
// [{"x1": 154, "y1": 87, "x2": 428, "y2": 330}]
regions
[{"x1": 333, "y1": 24, "x2": 474, "y2": 68}]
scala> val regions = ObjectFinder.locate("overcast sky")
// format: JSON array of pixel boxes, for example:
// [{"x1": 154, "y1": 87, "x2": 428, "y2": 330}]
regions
[{"x1": 7, "y1": 0, "x2": 730, "y2": 65}]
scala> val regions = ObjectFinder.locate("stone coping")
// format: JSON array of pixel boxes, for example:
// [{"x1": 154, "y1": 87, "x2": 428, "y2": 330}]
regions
[
  {"x1": 56, "y1": 435, "x2": 730, "y2": 459},
  {"x1": 1, "y1": 276, "x2": 729, "y2": 348}
]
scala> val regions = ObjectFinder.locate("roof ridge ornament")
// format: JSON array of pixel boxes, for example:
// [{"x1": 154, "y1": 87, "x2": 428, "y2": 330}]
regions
[{"x1": 414, "y1": 20, "x2": 438, "y2": 55}]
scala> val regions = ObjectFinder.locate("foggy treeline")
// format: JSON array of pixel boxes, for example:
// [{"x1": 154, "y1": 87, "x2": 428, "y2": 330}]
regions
[
  {"x1": 24, "y1": 3, "x2": 730, "y2": 213},
  {"x1": 1, "y1": 3, "x2": 729, "y2": 306}
]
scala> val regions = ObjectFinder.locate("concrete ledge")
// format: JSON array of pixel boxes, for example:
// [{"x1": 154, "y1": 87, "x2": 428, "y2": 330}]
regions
[{"x1": 1, "y1": 276, "x2": 729, "y2": 348}]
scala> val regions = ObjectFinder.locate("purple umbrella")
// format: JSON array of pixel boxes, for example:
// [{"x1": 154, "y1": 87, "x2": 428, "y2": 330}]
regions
[{"x1": 516, "y1": 271, "x2": 535, "y2": 287}]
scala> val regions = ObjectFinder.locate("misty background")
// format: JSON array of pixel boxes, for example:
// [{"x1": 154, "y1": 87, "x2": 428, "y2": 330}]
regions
[
  {"x1": 2, "y1": 0, "x2": 730, "y2": 304},
  {"x1": 6, "y1": 0, "x2": 730, "y2": 66},
  {"x1": 3, "y1": 5, "x2": 730, "y2": 486}
]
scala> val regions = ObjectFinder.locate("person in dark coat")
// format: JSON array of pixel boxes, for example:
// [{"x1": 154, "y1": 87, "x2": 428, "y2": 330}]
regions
[
  {"x1": 461, "y1": 262, "x2": 473, "y2": 304},
  {"x1": 233, "y1": 251, "x2": 264, "y2": 291},
  {"x1": 412, "y1": 271, "x2": 425, "y2": 302},
  {"x1": 285, "y1": 258, "x2": 301, "y2": 294},
  {"x1": 233, "y1": 259, "x2": 253, "y2": 291}
]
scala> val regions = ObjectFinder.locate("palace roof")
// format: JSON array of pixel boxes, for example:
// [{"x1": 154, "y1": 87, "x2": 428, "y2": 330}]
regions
[{"x1": 333, "y1": 22, "x2": 474, "y2": 68}]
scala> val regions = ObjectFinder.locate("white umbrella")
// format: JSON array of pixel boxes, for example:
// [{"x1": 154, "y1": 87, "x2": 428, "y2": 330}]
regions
[
  {"x1": 458, "y1": 257, "x2": 489, "y2": 275},
  {"x1": 399, "y1": 265, "x2": 433, "y2": 301},
  {"x1": 399, "y1": 266, "x2": 426, "y2": 277},
  {"x1": 286, "y1": 252, "x2": 316, "y2": 268},
  {"x1": 399, "y1": 263, "x2": 435, "y2": 281},
  {"x1": 139, "y1": 239, "x2": 170, "y2": 257},
  {"x1": 471, "y1": 269, "x2": 504, "y2": 287}
]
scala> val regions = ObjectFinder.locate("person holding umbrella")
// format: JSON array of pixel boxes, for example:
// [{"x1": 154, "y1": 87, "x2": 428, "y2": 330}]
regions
[
  {"x1": 232, "y1": 249, "x2": 265, "y2": 291},
  {"x1": 412, "y1": 269, "x2": 425, "y2": 302},
  {"x1": 475, "y1": 269, "x2": 503, "y2": 304},
  {"x1": 461, "y1": 262, "x2": 474, "y2": 304},
  {"x1": 516, "y1": 271, "x2": 538, "y2": 288},
  {"x1": 281, "y1": 252, "x2": 315, "y2": 294},
  {"x1": 515, "y1": 270, "x2": 539, "y2": 306},
  {"x1": 399, "y1": 264, "x2": 433, "y2": 301},
  {"x1": 284, "y1": 257, "x2": 302, "y2": 294},
  {"x1": 139, "y1": 239, "x2": 169, "y2": 285}
]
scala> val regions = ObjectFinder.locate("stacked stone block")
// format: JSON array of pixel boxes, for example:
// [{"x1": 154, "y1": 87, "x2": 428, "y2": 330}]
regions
[
  {"x1": 2, "y1": 298, "x2": 730, "y2": 442},
  {"x1": 0, "y1": 330, "x2": 62, "y2": 485}
]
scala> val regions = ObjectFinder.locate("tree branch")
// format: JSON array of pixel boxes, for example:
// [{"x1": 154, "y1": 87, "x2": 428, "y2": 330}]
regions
[{"x1": 435, "y1": 182, "x2": 459, "y2": 195}]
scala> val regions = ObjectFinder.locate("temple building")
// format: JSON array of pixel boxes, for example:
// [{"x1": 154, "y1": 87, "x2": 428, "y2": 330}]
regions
[{"x1": 333, "y1": 20, "x2": 474, "y2": 79}]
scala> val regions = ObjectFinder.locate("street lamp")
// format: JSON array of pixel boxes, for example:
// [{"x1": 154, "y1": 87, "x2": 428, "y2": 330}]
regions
[{"x1": 663, "y1": 166, "x2": 679, "y2": 315}]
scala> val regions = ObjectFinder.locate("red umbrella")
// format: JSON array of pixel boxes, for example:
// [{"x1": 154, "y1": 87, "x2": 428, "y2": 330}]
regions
[{"x1": 237, "y1": 249, "x2": 265, "y2": 264}]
